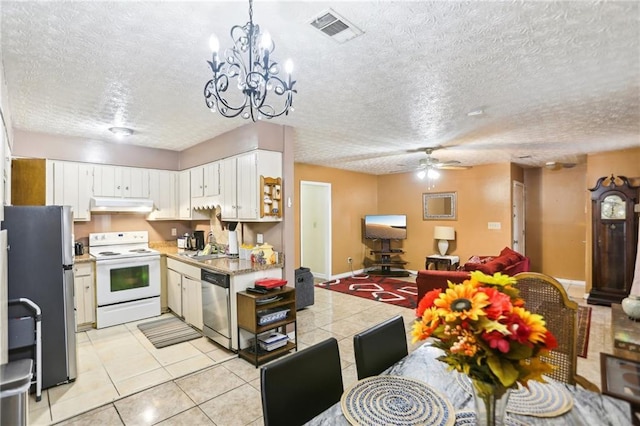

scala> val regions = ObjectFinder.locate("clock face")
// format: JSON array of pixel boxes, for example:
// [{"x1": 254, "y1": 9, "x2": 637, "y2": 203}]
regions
[{"x1": 601, "y1": 195, "x2": 626, "y2": 219}]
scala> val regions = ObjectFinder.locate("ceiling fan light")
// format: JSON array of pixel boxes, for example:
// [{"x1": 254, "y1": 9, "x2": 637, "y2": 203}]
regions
[
  {"x1": 427, "y1": 169, "x2": 440, "y2": 179},
  {"x1": 108, "y1": 127, "x2": 134, "y2": 138},
  {"x1": 417, "y1": 170, "x2": 426, "y2": 179}
]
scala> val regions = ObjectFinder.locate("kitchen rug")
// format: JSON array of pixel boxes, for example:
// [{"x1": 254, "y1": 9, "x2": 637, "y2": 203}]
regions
[
  {"x1": 137, "y1": 316, "x2": 202, "y2": 349},
  {"x1": 316, "y1": 275, "x2": 417, "y2": 309}
]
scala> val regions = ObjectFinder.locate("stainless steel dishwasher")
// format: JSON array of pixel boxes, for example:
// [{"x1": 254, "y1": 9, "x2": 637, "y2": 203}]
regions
[{"x1": 201, "y1": 270, "x2": 232, "y2": 349}]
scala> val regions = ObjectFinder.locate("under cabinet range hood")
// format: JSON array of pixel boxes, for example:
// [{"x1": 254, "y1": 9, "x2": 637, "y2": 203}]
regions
[{"x1": 90, "y1": 197, "x2": 154, "y2": 213}]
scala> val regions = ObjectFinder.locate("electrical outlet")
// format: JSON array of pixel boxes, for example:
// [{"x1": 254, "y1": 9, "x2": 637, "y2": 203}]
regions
[
  {"x1": 347, "y1": 257, "x2": 352, "y2": 264},
  {"x1": 171, "y1": 228, "x2": 177, "y2": 236},
  {"x1": 257, "y1": 233, "x2": 264, "y2": 244}
]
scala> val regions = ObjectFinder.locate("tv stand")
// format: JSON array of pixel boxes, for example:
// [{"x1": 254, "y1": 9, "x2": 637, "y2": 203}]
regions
[{"x1": 369, "y1": 239, "x2": 409, "y2": 277}]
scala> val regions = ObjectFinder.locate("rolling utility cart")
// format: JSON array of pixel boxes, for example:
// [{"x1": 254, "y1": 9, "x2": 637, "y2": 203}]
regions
[{"x1": 8, "y1": 298, "x2": 42, "y2": 402}]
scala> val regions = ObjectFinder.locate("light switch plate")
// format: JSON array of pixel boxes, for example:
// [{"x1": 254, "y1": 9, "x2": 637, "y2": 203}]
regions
[
  {"x1": 488, "y1": 222, "x2": 501, "y2": 230},
  {"x1": 257, "y1": 233, "x2": 264, "y2": 244}
]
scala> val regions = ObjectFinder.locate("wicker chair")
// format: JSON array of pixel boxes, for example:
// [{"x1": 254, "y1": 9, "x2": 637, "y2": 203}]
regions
[{"x1": 514, "y1": 272, "x2": 600, "y2": 392}]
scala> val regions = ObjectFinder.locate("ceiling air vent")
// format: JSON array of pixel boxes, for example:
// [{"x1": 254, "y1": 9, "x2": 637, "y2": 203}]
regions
[{"x1": 309, "y1": 9, "x2": 363, "y2": 43}]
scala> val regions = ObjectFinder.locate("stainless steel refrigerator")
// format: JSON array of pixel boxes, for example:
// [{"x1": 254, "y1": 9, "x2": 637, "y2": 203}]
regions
[{"x1": 2, "y1": 205, "x2": 77, "y2": 388}]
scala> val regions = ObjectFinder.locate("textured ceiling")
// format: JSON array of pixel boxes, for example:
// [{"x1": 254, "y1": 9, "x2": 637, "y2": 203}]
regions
[{"x1": 1, "y1": 1, "x2": 639, "y2": 175}]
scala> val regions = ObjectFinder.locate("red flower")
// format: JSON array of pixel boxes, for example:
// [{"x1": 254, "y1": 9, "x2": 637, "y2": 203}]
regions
[
  {"x1": 543, "y1": 330, "x2": 558, "y2": 351},
  {"x1": 505, "y1": 313, "x2": 532, "y2": 345},
  {"x1": 481, "y1": 287, "x2": 513, "y2": 320},
  {"x1": 416, "y1": 289, "x2": 442, "y2": 317},
  {"x1": 482, "y1": 330, "x2": 510, "y2": 353}
]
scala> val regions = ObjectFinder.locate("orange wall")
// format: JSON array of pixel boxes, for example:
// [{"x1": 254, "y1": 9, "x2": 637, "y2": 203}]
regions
[
  {"x1": 295, "y1": 162, "x2": 515, "y2": 275},
  {"x1": 524, "y1": 164, "x2": 588, "y2": 280},
  {"x1": 294, "y1": 163, "x2": 378, "y2": 274},
  {"x1": 377, "y1": 164, "x2": 514, "y2": 271}
]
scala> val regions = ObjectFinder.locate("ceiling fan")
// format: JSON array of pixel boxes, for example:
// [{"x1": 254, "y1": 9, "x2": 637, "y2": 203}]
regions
[{"x1": 400, "y1": 147, "x2": 471, "y2": 179}]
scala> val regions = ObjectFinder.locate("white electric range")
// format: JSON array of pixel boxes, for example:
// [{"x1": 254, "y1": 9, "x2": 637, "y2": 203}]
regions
[{"x1": 89, "y1": 231, "x2": 161, "y2": 328}]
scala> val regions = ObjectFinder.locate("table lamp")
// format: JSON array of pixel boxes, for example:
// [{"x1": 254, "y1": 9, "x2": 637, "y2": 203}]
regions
[{"x1": 434, "y1": 226, "x2": 455, "y2": 256}]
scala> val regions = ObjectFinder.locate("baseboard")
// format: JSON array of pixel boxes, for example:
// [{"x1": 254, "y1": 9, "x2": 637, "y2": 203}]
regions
[
  {"x1": 555, "y1": 278, "x2": 588, "y2": 299},
  {"x1": 330, "y1": 268, "x2": 417, "y2": 281}
]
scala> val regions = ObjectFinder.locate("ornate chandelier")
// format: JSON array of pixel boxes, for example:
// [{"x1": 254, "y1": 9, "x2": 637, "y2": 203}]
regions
[{"x1": 204, "y1": 0, "x2": 297, "y2": 121}]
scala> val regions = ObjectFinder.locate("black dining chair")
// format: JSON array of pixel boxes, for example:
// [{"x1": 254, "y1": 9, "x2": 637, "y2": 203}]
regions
[
  {"x1": 260, "y1": 337, "x2": 344, "y2": 426},
  {"x1": 353, "y1": 315, "x2": 408, "y2": 380}
]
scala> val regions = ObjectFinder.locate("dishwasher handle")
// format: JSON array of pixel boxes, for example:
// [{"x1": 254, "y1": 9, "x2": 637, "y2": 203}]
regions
[{"x1": 201, "y1": 270, "x2": 230, "y2": 289}]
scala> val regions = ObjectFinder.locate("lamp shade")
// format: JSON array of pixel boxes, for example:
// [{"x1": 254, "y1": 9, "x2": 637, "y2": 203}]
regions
[{"x1": 434, "y1": 226, "x2": 455, "y2": 241}]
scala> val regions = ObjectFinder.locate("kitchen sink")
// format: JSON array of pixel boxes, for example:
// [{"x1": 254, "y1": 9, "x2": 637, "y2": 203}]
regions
[{"x1": 179, "y1": 252, "x2": 227, "y2": 261}]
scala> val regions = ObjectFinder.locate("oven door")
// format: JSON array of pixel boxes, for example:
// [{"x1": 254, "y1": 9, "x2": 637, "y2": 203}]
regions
[{"x1": 96, "y1": 255, "x2": 160, "y2": 306}]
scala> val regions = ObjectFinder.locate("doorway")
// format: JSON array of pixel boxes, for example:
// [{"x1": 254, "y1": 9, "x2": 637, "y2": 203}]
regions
[
  {"x1": 300, "y1": 181, "x2": 332, "y2": 280},
  {"x1": 512, "y1": 181, "x2": 525, "y2": 255}
]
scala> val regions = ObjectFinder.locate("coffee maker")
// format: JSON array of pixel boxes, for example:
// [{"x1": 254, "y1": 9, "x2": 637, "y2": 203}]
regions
[{"x1": 193, "y1": 230, "x2": 205, "y2": 251}]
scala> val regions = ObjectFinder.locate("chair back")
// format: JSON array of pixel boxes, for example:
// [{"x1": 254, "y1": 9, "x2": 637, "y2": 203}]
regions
[
  {"x1": 260, "y1": 337, "x2": 343, "y2": 426},
  {"x1": 353, "y1": 315, "x2": 408, "y2": 380},
  {"x1": 514, "y1": 272, "x2": 579, "y2": 385}
]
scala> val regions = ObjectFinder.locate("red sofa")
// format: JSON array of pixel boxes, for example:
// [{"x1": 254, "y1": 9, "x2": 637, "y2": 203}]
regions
[{"x1": 416, "y1": 247, "x2": 530, "y2": 304}]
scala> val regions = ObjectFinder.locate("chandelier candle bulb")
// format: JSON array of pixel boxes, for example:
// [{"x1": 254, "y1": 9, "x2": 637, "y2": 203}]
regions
[
  {"x1": 203, "y1": 0, "x2": 296, "y2": 121},
  {"x1": 209, "y1": 34, "x2": 219, "y2": 54}
]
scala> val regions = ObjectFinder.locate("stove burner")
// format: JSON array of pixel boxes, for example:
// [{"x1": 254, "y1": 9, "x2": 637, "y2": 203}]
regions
[
  {"x1": 99, "y1": 251, "x2": 120, "y2": 256},
  {"x1": 129, "y1": 249, "x2": 151, "y2": 253}
]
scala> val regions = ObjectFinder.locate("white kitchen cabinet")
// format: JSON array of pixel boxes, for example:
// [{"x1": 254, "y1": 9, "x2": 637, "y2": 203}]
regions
[
  {"x1": 178, "y1": 170, "x2": 191, "y2": 219},
  {"x1": 148, "y1": 170, "x2": 177, "y2": 220},
  {"x1": 74, "y1": 262, "x2": 95, "y2": 329},
  {"x1": 48, "y1": 160, "x2": 92, "y2": 221},
  {"x1": 221, "y1": 150, "x2": 282, "y2": 222},
  {"x1": 167, "y1": 268, "x2": 182, "y2": 316},
  {"x1": 166, "y1": 258, "x2": 202, "y2": 330},
  {"x1": 182, "y1": 275, "x2": 203, "y2": 330},
  {"x1": 191, "y1": 162, "x2": 220, "y2": 198},
  {"x1": 94, "y1": 165, "x2": 149, "y2": 198}
]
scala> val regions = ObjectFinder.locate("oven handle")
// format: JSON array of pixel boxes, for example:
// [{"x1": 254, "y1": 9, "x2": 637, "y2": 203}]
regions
[{"x1": 95, "y1": 255, "x2": 160, "y2": 267}]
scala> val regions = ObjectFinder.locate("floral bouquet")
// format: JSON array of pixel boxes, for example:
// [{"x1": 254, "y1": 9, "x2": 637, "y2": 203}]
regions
[{"x1": 412, "y1": 271, "x2": 558, "y2": 390}]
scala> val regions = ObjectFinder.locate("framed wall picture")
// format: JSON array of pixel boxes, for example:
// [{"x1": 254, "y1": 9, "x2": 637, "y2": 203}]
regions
[
  {"x1": 600, "y1": 352, "x2": 640, "y2": 405},
  {"x1": 423, "y1": 192, "x2": 456, "y2": 220}
]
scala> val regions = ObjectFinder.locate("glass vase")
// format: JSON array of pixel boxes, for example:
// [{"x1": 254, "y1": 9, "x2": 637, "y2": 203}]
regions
[{"x1": 470, "y1": 379, "x2": 511, "y2": 426}]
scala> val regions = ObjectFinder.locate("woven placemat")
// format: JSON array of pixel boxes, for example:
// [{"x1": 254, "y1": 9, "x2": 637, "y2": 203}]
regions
[
  {"x1": 455, "y1": 410, "x2": 529, "y2": 426},
  {"x1": 341, "y1": 375, "x2": 455, "y2": 426},
  {"x1": 455, "y1": 373, "x2": 573, "y2": 418}
]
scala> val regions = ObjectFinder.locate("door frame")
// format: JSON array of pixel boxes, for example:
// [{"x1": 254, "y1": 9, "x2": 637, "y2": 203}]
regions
[
  {"x1": 512, "y1": 181, "x2": 525, "y2": 255},
  {"x1": 300, "y1": 181, "x2": 332, "y2": 279}
]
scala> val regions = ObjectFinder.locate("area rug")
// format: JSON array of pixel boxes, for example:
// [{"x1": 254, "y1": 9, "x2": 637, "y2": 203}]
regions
[
  {"x1": 577, "y1": 306, "x2": 592, "y2": 358},
  {"x1": 137, "y1": 316, "x2": 202, "y2": 349},
  {"x1": 316, "y1": 275, "x2": 417, "y2": 309}
]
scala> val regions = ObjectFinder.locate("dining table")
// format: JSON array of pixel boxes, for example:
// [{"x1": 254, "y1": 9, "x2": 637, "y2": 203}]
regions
[{"x1": 305, "y1": 342, "x2": 632, "y2": 425}]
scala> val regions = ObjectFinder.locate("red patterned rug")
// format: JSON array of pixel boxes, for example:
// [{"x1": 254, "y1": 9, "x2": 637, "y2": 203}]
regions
[
  {"x1": 316, "y1": 274, "x2": 417, "y2": 309},
  {"x1": 577, "y1": 306, "x2": 591, "y2": 358}
]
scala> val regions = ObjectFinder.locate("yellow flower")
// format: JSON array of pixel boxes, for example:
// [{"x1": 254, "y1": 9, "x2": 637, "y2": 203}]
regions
[
  {"x1": 512, "y1": 306, "x2": 548, "y2": 344},
  {"x1": 470, "y1": 270, "x2": 517, "y2": 287},
  {"x1": 435, "y1": 281, "x2": 490, "y2": 322},
  {"x1": 411, "y1": 307, "x2": 440, "y2": 343}
]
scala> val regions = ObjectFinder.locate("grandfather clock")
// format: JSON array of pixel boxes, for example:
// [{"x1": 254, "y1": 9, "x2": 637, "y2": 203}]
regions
[{"x1": 588, "y1": 175, "x2": 639, "y2": 306}]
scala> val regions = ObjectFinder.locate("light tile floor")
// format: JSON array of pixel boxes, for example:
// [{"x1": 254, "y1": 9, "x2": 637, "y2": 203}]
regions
[{"x1": 28, "y1": 280, "x2": 611, "y2": 426}]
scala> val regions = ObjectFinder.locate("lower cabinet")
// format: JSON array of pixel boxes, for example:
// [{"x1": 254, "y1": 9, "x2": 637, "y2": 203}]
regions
[
  {"x1": 74, "y1": 262, "x2": 95, "y2": 330},
  {"x1": 182, "y1": 275, "x2": 203, "y2": 330},
  {"x1": 166, "y1": 258, "x2": 202, "y2": 330}
]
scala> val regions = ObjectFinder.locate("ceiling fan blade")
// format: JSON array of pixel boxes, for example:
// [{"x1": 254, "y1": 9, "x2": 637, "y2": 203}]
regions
[{"x1": 437, "y1": 165, "x2": 472, "y2": 170}]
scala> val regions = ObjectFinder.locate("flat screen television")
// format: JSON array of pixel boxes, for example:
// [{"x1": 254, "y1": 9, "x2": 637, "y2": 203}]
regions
[{"x1": 364, "y1": 214, "x2": 407, "y2": 240}]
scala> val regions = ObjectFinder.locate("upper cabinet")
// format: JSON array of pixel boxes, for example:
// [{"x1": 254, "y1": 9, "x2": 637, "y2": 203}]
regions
[
  {"x1": 178, "y1": 170, "x2": 192, "y2": 220},
  {"x1": 48, "y1": 160, "x2": 92, "y2": 221},
  {"x1": 191, "y1": 162, "x2": 220, "y2": 198},
  {"x1": 221, "y1": 150, "x2": 282, "y2": 222},
  {"x1": 148, "y1": 170, "x2": 177, "y2": 220},
  {"x1": 12, "y1": 159, "x2": 92, "y2": 221},
  {"x1": 94, "y1": 165, "x2": 149, "y2": 198}
]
